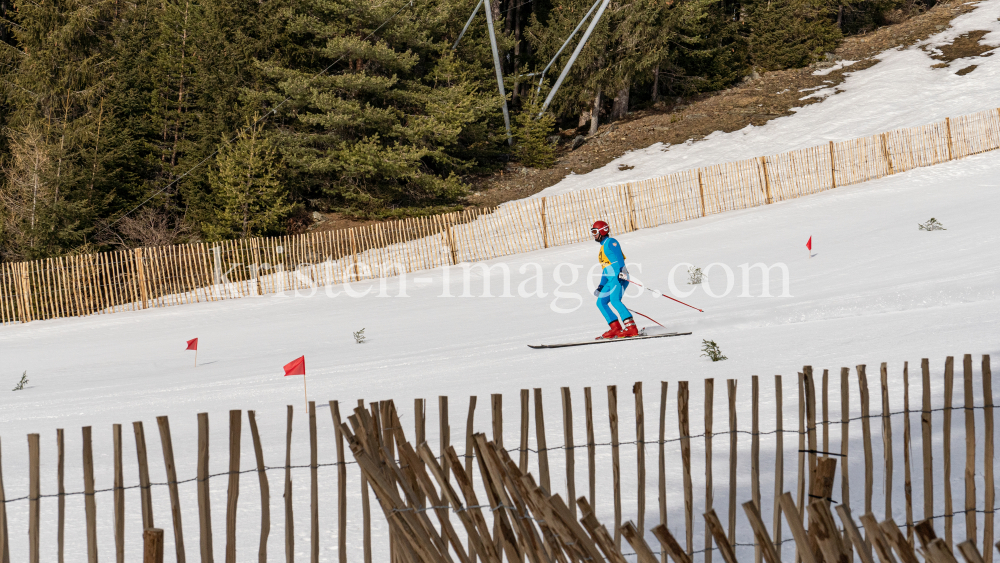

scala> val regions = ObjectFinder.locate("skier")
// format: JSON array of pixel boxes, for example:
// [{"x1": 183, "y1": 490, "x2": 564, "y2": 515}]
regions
[{"x1": 591, "y1": 220, "x2": 639, "y2": 339}]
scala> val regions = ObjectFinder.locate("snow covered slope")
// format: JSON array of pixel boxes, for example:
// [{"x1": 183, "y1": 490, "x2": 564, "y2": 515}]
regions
[
  {"x1": 1, "y1": 142, "x2": 998, "y2": 560},
  {"x1": 534, "y1": 0, "x2": 1000, "y2": 197}
]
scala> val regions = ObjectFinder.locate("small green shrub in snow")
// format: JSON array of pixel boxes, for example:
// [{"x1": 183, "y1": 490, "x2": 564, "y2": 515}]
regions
[
  {"x1": 688, "y1": 266, "x2": 704, "y2": 285},
  {"x1": 701, "y1": 340, "x2": 727, "y2": 362},
  {"x1": 919, "y1": 218, "x2": 946, "y2": 231}
]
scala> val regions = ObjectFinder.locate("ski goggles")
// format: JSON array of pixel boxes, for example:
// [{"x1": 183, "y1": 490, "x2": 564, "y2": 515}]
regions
[{"x1": 590, "y1": 228, "x2": 606, "y2": 236}]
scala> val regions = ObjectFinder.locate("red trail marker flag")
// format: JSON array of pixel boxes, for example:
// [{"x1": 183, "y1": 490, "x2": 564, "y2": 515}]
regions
[
  {"x1": 186, "y1": 338, "x2": 199, "y2": 367},
  {"x1": 284, "y1": 356, "x2": 308, "y2": 408},
  {"x1": 806, "y1": 236, "x2": 813, "y2": 258}
]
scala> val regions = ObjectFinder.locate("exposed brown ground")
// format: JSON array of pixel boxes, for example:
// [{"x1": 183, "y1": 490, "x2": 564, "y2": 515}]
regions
[{"x1": 308, "y1": 0, "x2": 990, "y2": 232}]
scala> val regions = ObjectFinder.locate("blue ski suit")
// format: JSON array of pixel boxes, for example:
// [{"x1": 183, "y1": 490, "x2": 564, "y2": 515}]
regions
[{"x1": 595, "y1": 236, "x2": 631, "y2": 324}]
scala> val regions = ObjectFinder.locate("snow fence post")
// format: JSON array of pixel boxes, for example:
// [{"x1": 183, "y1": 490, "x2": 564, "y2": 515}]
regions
[
  {"x1": 229, "y1": 410, "x2": 245, "y2": 563},
  {"x1": 963, "y1": 355, "x2": 977, "y2": 546},
  {"x1": 625, "y1": 184, "x2": 637, "y2": 231},
  {"x1": 143, "y1": 528, "x2": 164, "y2": 563},
  {"x1": 534, "y1": 388, "x2": 551, "y2": 492},
  {"x1": 113, "y1": 425, "x2": 125, "y2": 563},
  {"x1": 697, "y1": 170, "x2": 707, "y2": 217},
  {"x1": 607, "y1": 385, "x2": 622, "y2": 549},
  {"x1": 705, "y1": 378, "x2": 714, "y2": 563},
  {"x1": 329, "y1": 402, "x2": 347, "y2": 563},
  {"x1": 132, "y1": 422, "x2": 154, "y2": 531},
  {"x1": 519, "y1": 390, "x2": 530, "y2": 472},
  {"x1": 446, "y1": 226, "x2": 458, "y2": 266},
  {"x1": 18, "y1": 263, "x2": 32, "y2": 323},
  {"x1": 0, "y1": 437, "x2": 9, "y2": 563},
  {"x1": 677, "y1": 381, "x2": 693, "y2": 557},
  {"x1": 880, "y1": 133, "x2": 894, "y2": 175},
  {"x1": 727, "y1": 379, "x2": 737, "y2": 546},
  {"x1": 540, "y1": 198, "x2": 549, "y2": 249},
  {"x1": 285, "y1": 405, "x2": 298, "y2": 563},
  {"x1": 751, "y1": 377, "x2": 761, "y2": 563},
  {"x1": 28, "y1": 433, "x2": 39, "y2": 563},
  {"x1": 944, "y1": 356, "x2": 955, "y2": 548},
  {"x1": 803, "y1": 367, "x2": 817, "y2": 503},
  {"x1": 249, "y1": 239, "x2": 263, "y2": 296},
  {"x1": 134, "y1": 248, "x2": 149, "y2": 309},
  {"x1": 760, "y1": 156, "x2": 772, "y2": 204},
  {"x1": 349, "y1": 229, "x2": 359, "y2": 282},
  {"x1": 562, "y1": 387, "x2": 577, "y2": 520},
  {"x1": 829, "y1": 141, "x2": 837, "y2": 190},
  {"x1": 197, "y1": 414, "x2": 212, "y2": 562},
  {"x1": 903, "y1": 362, "x2": 914, "y2": 546},
  {"x1": 634, "y1": 382, "x2": 646, "y2": 535},
  {"x1": 247, "y1": 410, "x2": 270, "y2": 563},
  {"x1": 585, "y1": 387, "x2": 596, "y2": 510},
  {"x1": 57, "y1": 428, "x2": 66, "y2": 560},
  {"x1": 922, "y1": 358, "x2": 933, "y2": 524},
  {"x1": 984, "y1": 356, "x2": 996, "y2": 562},
  {"x1": 658, "y1": 381, "x2": 669, "y2": 563},
  {"x1": 856, "y1": 364, "x2": 874, "y2": 557},
  {"x1": 440, "y1": 396, "x2": 451, "y2": 482},
  {"x1": 796, "y1": 371, "x2": 806, "y2": 555},
  {"x1": 840, "y1": 368, "x2": 852, "y2": 561},
  {"x1": 309, "y1": 403, "x2": 318, "y2": 563},
  {"x1": 83, "y1": 426, "x2": 98, "y2": 563},
  {"x1": 946, "y1": 117, "x2": 955, "y2": 161},
  {"x1": 772, "y1": 376, "x2": 784, "y2": 552},
  {"x1": 879, "y1": 363, "x2": 893, "y2": 521},
  {"x1": 491, "y1": 394, "x2": 503, "y2": 449}
]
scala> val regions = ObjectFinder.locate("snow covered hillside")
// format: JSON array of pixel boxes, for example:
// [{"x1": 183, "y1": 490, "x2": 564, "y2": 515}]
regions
[
  {"x1": 1, "y1": 138, "x2": 998, "y2": 560},
  {"x1": 534, "y1": 0, "x2": 1000, "y2": 197}
]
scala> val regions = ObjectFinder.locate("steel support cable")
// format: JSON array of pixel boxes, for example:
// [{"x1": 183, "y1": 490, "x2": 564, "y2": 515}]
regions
[
  {"x1": 535, "y1": 0, "x2": 603, "y2": 96},
  {"x1": 538, "y1": 0, "x2": 610, "y2": 115}
]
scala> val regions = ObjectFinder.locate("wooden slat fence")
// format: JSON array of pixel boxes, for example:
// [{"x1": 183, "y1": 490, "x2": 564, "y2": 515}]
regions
[
  {"x1": 1, "y1": 354, "x2": 1000, "y2": 562},
  {"x1": 2, "y1": 108, "x2": 1000, "y2": 327}
]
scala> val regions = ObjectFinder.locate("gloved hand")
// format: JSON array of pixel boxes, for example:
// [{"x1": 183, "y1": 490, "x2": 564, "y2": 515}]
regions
[
  {"x1": 619, "y1": 265, "x2": 629, "y2": 281},
  {"x1": 594, "y1": 286, "x2": 603, "y2": 297}
]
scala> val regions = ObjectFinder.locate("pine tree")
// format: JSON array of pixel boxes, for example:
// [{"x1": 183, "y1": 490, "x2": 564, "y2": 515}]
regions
[
  {"x1": 92, "y1": 0, "x2": 169, "y2": 224},
  {"x1": 204, "y1": 119, "x2": 292, "y2": 240},
  {"x1": 605, "y1": 0, "x2": 672, "y2": 118},
  {"x1": 252, "y1": 0, "x2": 503, "y2": 216},
  {"x1": 513, "y1": 95, "x2": 556, "y2": 168},
  {"x1": 746, "y1": 0, "x2": 842, "y2": 70},
  {"x1": 0, "y1": 0, "x2": 111, "y2": 259},
  {"x1": 670, "y1": 1, "x2": 749, "y2": 94},
  {"x1": 835, "y1": 0, "x2": 906, "y2": 35},
  {"x1": 148, "y1": 0, "x2": 273, "y2": 228}
]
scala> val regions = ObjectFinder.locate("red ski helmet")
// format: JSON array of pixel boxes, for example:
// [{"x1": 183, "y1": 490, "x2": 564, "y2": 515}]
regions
[{"x1": 591, "y1": 220, "x2": 610, "y2": 241}]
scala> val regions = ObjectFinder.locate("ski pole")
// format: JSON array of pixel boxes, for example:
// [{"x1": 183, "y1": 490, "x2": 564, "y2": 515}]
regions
[
  {"x1": 622, "y1": 275, "x2": 704, "y2": 312},
  {"x1": 627, "y1": 308, "x2": 665, "y2": 328}
]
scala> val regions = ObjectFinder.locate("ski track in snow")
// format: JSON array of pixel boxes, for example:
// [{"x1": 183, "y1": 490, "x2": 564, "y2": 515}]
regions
[
  {"x1": 534, "y1": 0, "x2": 1000, "y2": 197},
  {"x1": 2, "y1": 3, "x2": 1000, "y2": 558}
]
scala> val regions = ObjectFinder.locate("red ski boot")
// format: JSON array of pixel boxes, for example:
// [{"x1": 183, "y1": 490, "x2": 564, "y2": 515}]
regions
[
  {"x1": 596, "y1": 320, "x2": 622, "y2": 340},
  {"x1": 618, "y1": 317, "x2": 639, "y2": 338}
]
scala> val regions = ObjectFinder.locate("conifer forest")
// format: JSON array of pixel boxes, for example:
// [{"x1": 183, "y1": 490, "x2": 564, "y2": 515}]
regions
[{"x1": 0, "y1": 0, "x2": 927, "y2": 259}]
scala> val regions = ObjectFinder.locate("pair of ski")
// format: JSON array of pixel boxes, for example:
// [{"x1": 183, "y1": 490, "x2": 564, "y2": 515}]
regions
[{"x1": 528, "y1": 330, "x2": 691, "y2": 349}]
